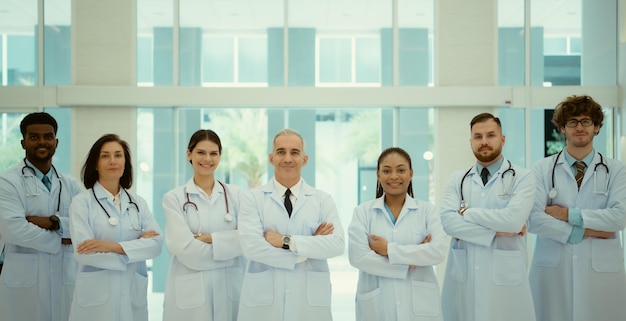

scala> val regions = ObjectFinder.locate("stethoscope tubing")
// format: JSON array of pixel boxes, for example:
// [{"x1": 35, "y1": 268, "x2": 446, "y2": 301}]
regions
[
  {"x1": 549, "y1": 150, "x2": 609, "y2": 199},
  {"x1": 459, "y1": 160, "x2": 515, "y2": 209},
  {"x1": 21, "y1": 159, "x2": 62, "y2": 213}
]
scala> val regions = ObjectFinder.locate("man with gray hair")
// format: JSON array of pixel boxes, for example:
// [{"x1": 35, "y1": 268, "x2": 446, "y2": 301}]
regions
[{"x1": 237, "y1": 128, "x2": 345, "y2": 321}]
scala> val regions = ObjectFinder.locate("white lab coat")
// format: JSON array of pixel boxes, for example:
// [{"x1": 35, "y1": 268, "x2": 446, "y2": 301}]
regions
[
  {"x1": 528, "y1": 151, "x2": 626, "y2": 321},
  {"x1": 237, "y1": 178, "x2": 345, "y2": 321},
  {"x1": 68, "y1": 182, "x2": 163, "y2": 321},
  {"x1": 162, "y1": 179, "x2": 245, "y2": 321},
  {"x1": 348, "y1": 195, "x2": 448, "y2": 321},
  {"x1": 0, "y1": 163, "x2": 83, "y2": 321},
  {"x1": 440, "y1": 159, "x2": 536, "y2": 321}
]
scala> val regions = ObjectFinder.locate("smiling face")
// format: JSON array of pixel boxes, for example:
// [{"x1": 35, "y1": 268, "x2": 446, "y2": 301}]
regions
[
  {"x1": 188, "y1": 139, "x2": 221, "y2": 178},
  {"x1": 269, "y1": 134, "x2": 308, "y2": 188},
  {"x1": 96, "y1": 141, "x2": 125, "y2": 182},
  {"x1": 377, "y1": 152, "x2": 413, "y2": 197},
  {"x1": 21, "y1": 124, "x2": 58, "y2": 167},
  {"x1": 470, "y1": 119, "x2": 505, "y2": 166}
]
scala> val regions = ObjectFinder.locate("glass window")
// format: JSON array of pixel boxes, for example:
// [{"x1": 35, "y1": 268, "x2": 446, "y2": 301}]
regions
[
  {"x1": 0, "y1": 0, "x2": 37, "y2": 86},
  {"x1": 179, "y1": 0, "x2": 281, "y2": 87},
  {"x1": 136, "y1": 0, "x2": 174, "y2": 86},
  {"x1": 398, "y1": 0, "x2": 434, "y2": 86},
  {"x1": 290, "y1": 0, "x2": 391, "y2": 87},
  {"x1": 44, "y1": 0, "x2": 71, "y2": 85}
]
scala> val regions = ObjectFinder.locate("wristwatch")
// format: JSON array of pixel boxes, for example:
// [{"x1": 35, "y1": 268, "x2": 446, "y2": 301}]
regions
[
  {"x1": 49, "y1": 215, "x2": 60, "y2": 231},
  {"x1": 282, "y1": 235, "x2": 292, "y2": 250}
]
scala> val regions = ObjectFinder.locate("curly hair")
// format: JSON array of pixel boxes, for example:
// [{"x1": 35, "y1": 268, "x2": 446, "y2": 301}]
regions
[{"x1": 551, "y1": 95, "x2": 604, "y2": 129}]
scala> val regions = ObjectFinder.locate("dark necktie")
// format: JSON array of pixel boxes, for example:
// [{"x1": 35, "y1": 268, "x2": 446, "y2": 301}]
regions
[
  {"x1": 480, "y1": 168, "x2": 489, "y2": 186},
  {"x1": 284, "y1": 188, "x2": 293, "y2": 217},
  {"x1": 42, "y1": 175, "x2": 51, "y2": 191},
  {"x1": 574, "y1": 161, "x2": 586, "y2": 190}
]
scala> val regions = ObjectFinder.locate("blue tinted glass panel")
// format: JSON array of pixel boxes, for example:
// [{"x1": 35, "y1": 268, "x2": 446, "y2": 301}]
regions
[
  {"x1": 319, "y1": 38, "x2": 351, "y2": 83},
  {"x1": 355, "y1": 38, "x2": 380, "y2": 83},
  {"x1": 7, "y1": 35, "x2": 36, "y2": 86},
  {"x1": 238, "y1": 37, "x2": 267, "y2": 83},
  {"x1": 544, "y1": 37, "x2": 567, "y2": 54},
  {"x1": 137, "y1": 36, "x2": 154, "y2": 84},
  {"x1": 570, "y1": 37, "x2": 581, "y2": 54},
  {"x1": 202, "y1": 37, "x2": 234, "y2": 83}
]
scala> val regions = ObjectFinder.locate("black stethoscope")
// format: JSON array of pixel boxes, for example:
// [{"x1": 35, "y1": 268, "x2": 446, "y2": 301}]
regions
[
  {"x1": 548, "y1": 150, "x2": 609, "y2": 200},
  {"x1": 459, "y1": 160, "x2": 516, "y2": 212},
  {"x1": 182, "y1": 181, "x2": 232, "y2": 237},
  {"x1": 21, "y1": 159, "x2": 62, "y2": 215},
  {"x1": 92, "y1": 187, "x2": 142, "y2": 231}
]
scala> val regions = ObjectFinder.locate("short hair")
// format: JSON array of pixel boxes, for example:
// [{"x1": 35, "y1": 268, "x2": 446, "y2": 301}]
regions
[
  {"x1": 470, "y1": 113, "x2": 502, "y2": 130},
  {"x1": 375, "y1": 147, "x2": 414, "y2": 198},
  {"x1": 187, "y1": 129, "x2": 222, "y2": 164},
  {"x1": 272, "y1": 128, "x2": 305, "y2": 152},
  {"x1": 551, "y1": 95, "x2": 604, "y2": 129},
  {"x1": 82, "y1": 134, "x2": 133, "y2": 189},
  {"x1": 20, "y1": 112, "x2": 58, "y2": 137}
]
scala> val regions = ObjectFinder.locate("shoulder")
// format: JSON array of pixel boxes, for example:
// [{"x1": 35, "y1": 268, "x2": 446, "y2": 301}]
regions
[
  {"x1": 0, "y1": 165, "x2": 21, "y2": 182},
  {"x1": 163, "y1": 185, "x2": 185, "y2": 198},
  {"x1": 412, "y1": 198, "x2": 436, "y2": 211},
  {"x1": 60, "y1": 173, "x2": 84, "y2": 193},
  {"x1": 70, "y1": 189, "x2": 92, "y2": 206}
]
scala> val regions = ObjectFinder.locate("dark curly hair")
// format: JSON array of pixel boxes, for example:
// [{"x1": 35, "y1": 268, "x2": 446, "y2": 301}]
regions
[{"x1": 551, "y1": 95, "x2": 604, "y2": 130}]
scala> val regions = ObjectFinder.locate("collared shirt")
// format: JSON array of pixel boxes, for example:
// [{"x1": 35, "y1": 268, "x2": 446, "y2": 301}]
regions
[
  {"x1": 25, "y1": 159, "x2": 55, "y2": 186},
  {"x1": 101, "y1": 186, "x2": 122, "y2": 211},
  {"x1": 273, "y1": 178, "x2": 302, "y2": 206},
  {"x1": 475, "y1": 157, "x2": 505, "y2": 182}
]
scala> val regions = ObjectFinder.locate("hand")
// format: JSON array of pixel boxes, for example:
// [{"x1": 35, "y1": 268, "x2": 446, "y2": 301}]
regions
[
  {"x1": 518, "y1": 224, "x2": 527, "y2": 236},
  {"x1": 193, "y1": 233, "x2": 213, "y2": 243},
  {"x1": 76, "y1": 239, "x2": 124, "y2": 254},
  {"x1": 264, "y1": 230, "x2": 283, "y2": 248},
  {"x1": 584, "y1": 229, "x2": 613, "y2": 239},
  {"x1": 545, "y1": 205, "x2": 568, "y2": 221},
  {"x1": 421, "y1": 234, "x2": 432, "y2": 244},
  {"x1": 314, "y1": 222, "x2": 334, "y2": 236},
  {"x1": 139, "y1": 230, "x2": 160, "y2": 239},
  {"x1": 26, "y1": 216, "x2": 53, "y2": 229},
  {"x1": 368, "y1": 234, "x2": 388, "y2": 256}
]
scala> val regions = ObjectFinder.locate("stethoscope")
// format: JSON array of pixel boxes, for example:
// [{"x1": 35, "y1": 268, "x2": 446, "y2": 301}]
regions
[
  {"x1": 182, "y1": 181, "x2": 232, "y2": 236},
  {"x1": 21, "y1": 159, "x2": 62, "y2": 215},
  {"x1": 459, "y1": 160, "x2": 516, "y2": 212},
  {"x1": 548, "y1": 150, "x2": 609, "y2": 200},
  {"x1": 92, "y1": 188, "x2": 142, "y2": 231}
]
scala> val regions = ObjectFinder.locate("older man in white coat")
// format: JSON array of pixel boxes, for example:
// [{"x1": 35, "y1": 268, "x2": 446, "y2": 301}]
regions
[
  {"x1": 440, "y1": 113, "x2": 536, "y2": 321},
  {"x1": 237, "y1": 128, "x2": 345, "y2": 321},
  {"x1": 0, "y1": 112, "x2": 83, "y2": 321},
  {"x1": 528, "y1": 95, "x2": 626, "y2": 321}
]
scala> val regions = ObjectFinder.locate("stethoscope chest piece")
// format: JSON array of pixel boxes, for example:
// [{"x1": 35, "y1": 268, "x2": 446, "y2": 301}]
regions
[
  {"x1": 224, "y1": 213, "x2": 234, "y2": 222},
  {"x1": 548, "y1": 188, "x2": 557, "y2": 199},
  {"x1": 108, "y1": 217, "x2": 119, "y2": 226}
]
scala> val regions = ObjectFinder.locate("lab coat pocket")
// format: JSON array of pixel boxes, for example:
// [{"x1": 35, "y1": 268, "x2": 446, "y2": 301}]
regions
[
  {"x1": 227, "y1": 267, "x2": 244, "y2": 301},
  {"x1": 356, "y1": 288, "x2": 383, "y2": 321},
  {"x1": 591, "y1": 238, "x2": 623, "y2": 273},
  {"x1": 492, "y1": 249, "x2": 524, "y2": 285},
  {"x1": 2, "y1": 252, "x2": 37, "y2": 287},
  {"x1": 306, "y1": 271, "x2": 332, "y2": 307},
  {"x1": 532, "y1": 237, "x2": 560, "y2": 268},
  {"x1": 411, "y1": 280, "x2": 440, "y2": 317},
  {"x1": 131, "y1": 271, "x2": 149, "y2": 307},
  {"x1": 76, "y1": 270, "x2": 109, "y2": 307},
  {"x1": 175, "y1": 273, "x2": 205, "y2": 309},
  {"x1": 450, "y1": 248, "x2": 467, "y2": 283},
  {"x1": 242, "y1": 269, "x2": 274, "y2": 307},
  {"x1": 62, "y1": 250, "x2": 77, "y2": 285}
]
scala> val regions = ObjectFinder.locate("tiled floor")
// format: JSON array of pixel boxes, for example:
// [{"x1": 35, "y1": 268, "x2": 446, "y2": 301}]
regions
[{"x1": 147, "y1": 264, "x2": 359, "y2": 321}]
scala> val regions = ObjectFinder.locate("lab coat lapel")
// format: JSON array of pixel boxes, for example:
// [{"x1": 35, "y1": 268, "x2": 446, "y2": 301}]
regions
[{"x1": 291, "y1": 181, "x2": 314, "y2": 217}]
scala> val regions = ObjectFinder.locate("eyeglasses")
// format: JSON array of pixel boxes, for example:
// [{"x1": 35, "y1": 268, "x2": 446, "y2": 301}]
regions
[{"x1": 565, "y1": 118, "x2": 594, "y2": 128}]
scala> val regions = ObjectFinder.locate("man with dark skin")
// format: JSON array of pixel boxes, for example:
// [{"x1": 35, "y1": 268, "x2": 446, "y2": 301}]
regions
[{"x1": 0, "y1": 112, "x2": 83, "y2": 321}]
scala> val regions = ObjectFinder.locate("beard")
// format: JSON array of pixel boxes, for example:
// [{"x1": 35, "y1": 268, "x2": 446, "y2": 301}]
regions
[{"x1": 473, "y1": 145, "x2": 502, "y2": 163}]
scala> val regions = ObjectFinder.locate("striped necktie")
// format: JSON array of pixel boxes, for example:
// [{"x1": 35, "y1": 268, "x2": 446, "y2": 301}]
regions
[{"x1": 574, "y1": 161, "x2": 586, "y2": 190}]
